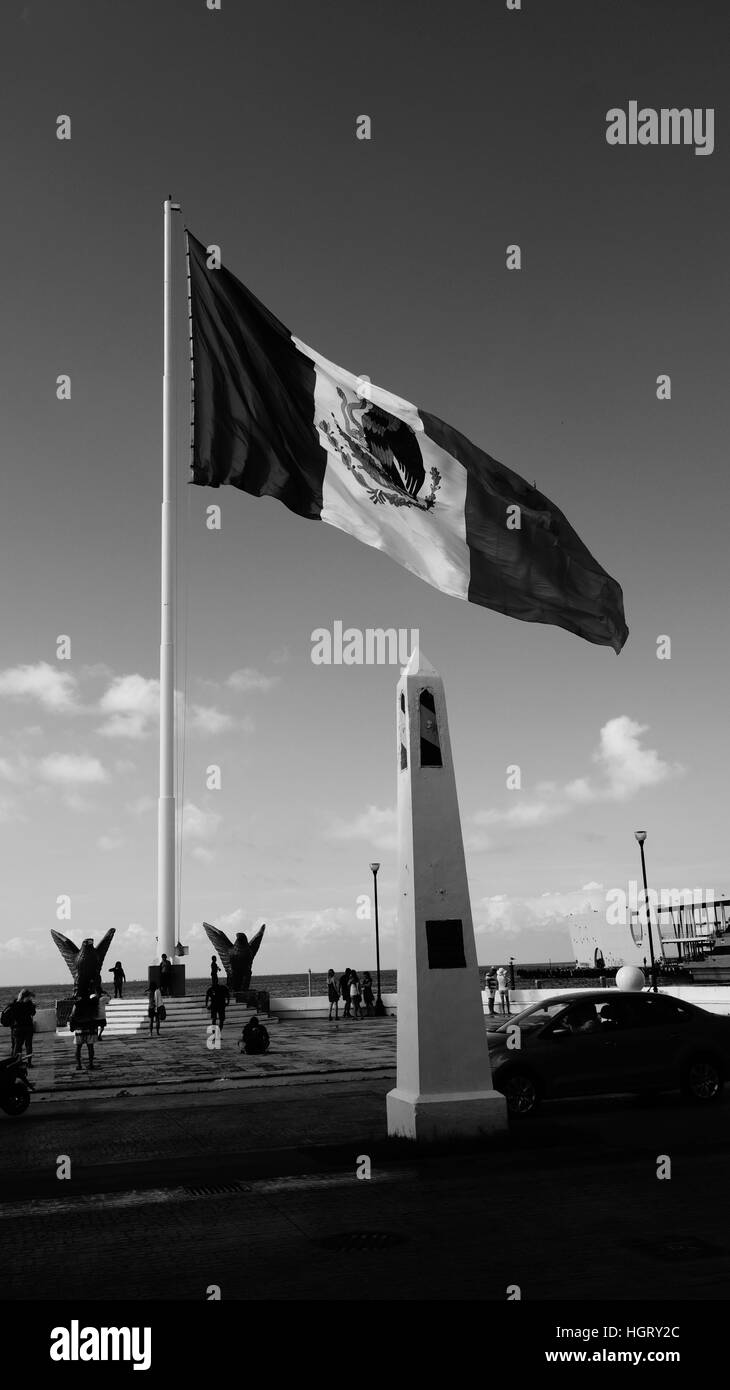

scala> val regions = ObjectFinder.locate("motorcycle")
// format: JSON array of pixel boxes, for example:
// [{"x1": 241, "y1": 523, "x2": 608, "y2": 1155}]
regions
[{"x1": 0, "y1": 1054, "x2": 34, "y2": 1116}]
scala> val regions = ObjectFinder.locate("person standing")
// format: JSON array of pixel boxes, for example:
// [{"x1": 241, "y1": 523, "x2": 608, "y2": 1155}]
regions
[
  {"x1": 70, "y1": 994, "x2": 98, "y2": 1071},
  {"x1": 496, "y1": 965, "x2": 511, "y2": 1016},
  {"x1": 216, "y1": 980, "x2": 230, "y2": 1031},
  {"x1": 485, "y1": 967, "x2": 498, "y2": 1016},
  {"x1": 95, "y1": 989, "x2": 110, "y2": 1041},
  {"x1": 340, "y1": 968, "x2": 351, "y2": 1019},
  {"x1": 11, "y1": 989, "x2": 36, "y2": 1068},
  {"x1": 109, "y1": 961, "x2": 126, "y2": 999},
  {"x1": 148, "y1": 983, "x2": 163, "y2": 1037},
  {"x1": 362, "y1": 972, "x2": 375, "y2": 1017},
  {"x1": 349, "y1": 971, "x2": 363, "y2": 1021},
  {"x1": 327, "y1": 969, "x2": 339, "y2": 1021},
  {"x1": 159, "y1": 954, "x2": 172, "y2": 998},
  {"x1": 210, "y1": 956, "x2": 219, "y2": 986}
]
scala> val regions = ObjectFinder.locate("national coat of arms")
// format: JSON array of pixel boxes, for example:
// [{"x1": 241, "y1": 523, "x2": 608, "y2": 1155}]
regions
[{"x1": 318, "y1": 387, "x2": 441, "y2": 510}]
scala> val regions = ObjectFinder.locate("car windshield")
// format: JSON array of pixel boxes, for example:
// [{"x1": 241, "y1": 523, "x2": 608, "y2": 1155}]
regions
[{"x1": 494, "y1": 998, "x2": 581, "y2": 1032}]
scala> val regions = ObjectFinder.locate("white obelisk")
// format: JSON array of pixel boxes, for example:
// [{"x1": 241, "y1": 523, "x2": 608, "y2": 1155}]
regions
[{"x1": 386, "y1": 650, "x2": 507, "y2": 1141}]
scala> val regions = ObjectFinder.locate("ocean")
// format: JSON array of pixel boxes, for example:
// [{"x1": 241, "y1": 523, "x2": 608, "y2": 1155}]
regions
[
  {"x1": 0, "y1": 962, "x2": 574, "y2": 1010},
  {"x1": 1, "y1": 971, "x2": 399, "y2": 1009}
]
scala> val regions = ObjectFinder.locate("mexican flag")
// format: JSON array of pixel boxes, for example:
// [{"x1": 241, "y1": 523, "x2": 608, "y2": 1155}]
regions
[{"x1": 187, "y1": 232, "x2": 628, "y2": 652}]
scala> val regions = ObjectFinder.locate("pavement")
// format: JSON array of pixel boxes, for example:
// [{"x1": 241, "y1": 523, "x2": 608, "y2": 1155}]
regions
[
  {"x1": 25, "y1": 1014, "x2": 398, "y2": 1098},
  {"x1": 3, "y1": 1014, "x2": 730, "y2": 1301}
]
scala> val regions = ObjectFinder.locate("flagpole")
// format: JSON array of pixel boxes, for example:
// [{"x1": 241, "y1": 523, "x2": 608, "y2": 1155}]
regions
[{"x1": 157, "y1": 195, "x2": 181, "y2": 990}]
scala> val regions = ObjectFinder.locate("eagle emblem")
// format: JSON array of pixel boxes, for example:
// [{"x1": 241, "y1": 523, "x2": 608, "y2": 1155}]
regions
[{"x1": 319, "y1": 389, "x2": 441, "y2": 510}]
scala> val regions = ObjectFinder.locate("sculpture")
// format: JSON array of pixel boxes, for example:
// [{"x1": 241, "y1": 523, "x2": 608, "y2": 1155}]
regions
[
  {"x1": 202, "y1": 922, "x2": 265, "y2": 992},
  {"x1": 51, "y1": 929, "x2": 115, "y2": 996}
]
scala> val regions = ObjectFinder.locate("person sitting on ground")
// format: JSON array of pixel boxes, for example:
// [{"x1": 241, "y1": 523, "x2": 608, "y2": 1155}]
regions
[{"x1": 240, "y1": 1015, "x2": 270, "y2": 1055}]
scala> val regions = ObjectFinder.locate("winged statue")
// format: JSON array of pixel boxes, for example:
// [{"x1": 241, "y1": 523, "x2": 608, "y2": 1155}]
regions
[
  {"x1": 203, "y1": 922, "x2": 266, "y2": 992},
  {"x1": 51, "y1": 928, "x2": 116, "y2": 996}
]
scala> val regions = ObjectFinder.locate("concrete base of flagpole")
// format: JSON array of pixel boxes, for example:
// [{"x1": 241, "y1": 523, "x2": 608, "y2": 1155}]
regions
[{"x1": 386, "y1": 1087, "x2": 508, "y2": 1143}]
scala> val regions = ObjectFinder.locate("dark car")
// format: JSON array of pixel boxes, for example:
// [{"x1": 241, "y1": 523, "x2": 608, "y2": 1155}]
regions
[{"x1": 487, "y1": 989, "x2": 730, "y2": 1116}]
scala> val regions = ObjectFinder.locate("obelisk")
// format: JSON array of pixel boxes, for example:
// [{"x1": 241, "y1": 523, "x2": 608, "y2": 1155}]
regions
[{"x1": 386, "y1": 650, "x2": 508, "y2": 1141}]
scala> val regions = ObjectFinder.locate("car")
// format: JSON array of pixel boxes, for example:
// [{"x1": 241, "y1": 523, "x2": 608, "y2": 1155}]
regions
[{"x1": 486, "y1": 989, "x2": 730, "y2": 1117}]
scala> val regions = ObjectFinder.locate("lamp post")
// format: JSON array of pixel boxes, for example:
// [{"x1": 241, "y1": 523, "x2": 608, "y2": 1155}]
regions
[
  {"x1": 635, "y1": 831, "x2": 658, "y2": 991},
  {"x1": 370, "y1": 862, "x2": 386, "y2": 1017}
]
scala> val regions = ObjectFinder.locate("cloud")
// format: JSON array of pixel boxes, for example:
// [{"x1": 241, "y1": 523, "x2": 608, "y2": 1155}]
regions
[
  {"x1": 188, "y1": 704, "x2": 242, "y2": 735},
  {"x1": 38, "y1": 754, "x2": 108, "y2": 785},
  {"x1": 97, "y1": 833, "x2": 124, "y2": 852},
  {"x1": 97, "y1": 674, "x2": 159, "y2": 739},
  {"x1": 121, "y1": 922, "x2": 155, "y2": 946},
  {"x1": 126, "y1": 795, "x2": 155, "y2": 816},
  {"x1": 268, "y1": 647, "x2": 289, "y2": 666},
  {"x1": 226, "y1": 668, "x2": 280, "y2": 694},
  {"x1": 475, "y1": 885, "x2": 606, "y2": 935},
  {"x1": 191, "y1": 846, "x2": 215, "y2": 865},
  {"x1": 593, "y1": 716, "x2": 682, "y2": 801},
  {"x1": 472, "y1": 800, "x2": 565, "y2": 830},
  {"x1": 327, "y1": 805, "x2": 397, "y2": 851},
  {"x1": 0, "y1": 757, "x2": 24, "y2": 784},
  {"x1": 181, "y1": 801, "x2": 222, "y2": 842},
  {"x1": 471, "y1": 716, "x2": 681, "y2": 834},
  {"x1": 0, "y1": 935, "x2": 41, "y2": 957},
  {"x1": 0, "y1": 662, "x2": 79, "y2": 712}
]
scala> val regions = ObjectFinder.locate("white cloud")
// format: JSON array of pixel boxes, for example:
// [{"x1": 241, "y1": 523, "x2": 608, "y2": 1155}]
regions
[
  {"x1": 188, "y1": 704, "x2": 239, "y2": 735},
  {"x1": 97, "y1": 674, "x2": 159, "y2": 739},
  {"x1": 268, "y1": 648, "x2": 289, "y2": 666},
  {"x1": 0, "y1": 935, "x2": 41, "y2": 957},
  {"x1": 192, "y1": 846, "x2": 215, "y2": 865},
  {"x1": 0, "y1": 757, "x2": 24, "y2": 784},
  {"x1": 226, "y1": 668, "x2": 280, "y2": 694},
  {"x1": 181, "y1": 801, "x2": 222, "y2": 842},
  {"x1": 471, "y1": 716, "x2": 681, "y2": 834},
  {"x1": 121, "y1": 922, "x2": 155, "y2": 945},
  {"x1": 126, "y1": 795, "x2": 155, "y2": 816},
  {"x1": 38, "y1": 754, "x2": 108, "y2": 785},
  {"x1": 327, "y1": 805, "x2": 397, "y2": 851},
  {"x1": 475, "y1": 885, "x2": 606, "y2": 935},
  {"x1": 97, "y1": 833, "x2": 124, "y2": 852},
  {"x1": 594, "y1": 716, "x2": 681, "y2": 801},
  {"x1": 0, "y1": 662, "x2": 79, "y2": 712}
]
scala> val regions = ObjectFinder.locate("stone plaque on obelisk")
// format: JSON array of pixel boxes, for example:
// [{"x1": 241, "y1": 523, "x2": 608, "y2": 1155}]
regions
[{"x1": 386, "y1": 650, "x2": 508, "y2": 1141}]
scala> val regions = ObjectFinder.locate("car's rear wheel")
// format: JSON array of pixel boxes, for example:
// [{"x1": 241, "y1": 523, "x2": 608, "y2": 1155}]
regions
[
  {"x1": 682, "y1": 1056, "x2": 724, "y2": 1104},
  {"x1": 499, "y1": 1071, "x2": 540, "y2": 1117}
]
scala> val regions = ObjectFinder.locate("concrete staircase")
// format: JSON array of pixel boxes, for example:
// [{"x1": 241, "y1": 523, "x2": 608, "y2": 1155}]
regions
[{"x1": 57, "y1": 996, "x2": 276, "y2": 1037}]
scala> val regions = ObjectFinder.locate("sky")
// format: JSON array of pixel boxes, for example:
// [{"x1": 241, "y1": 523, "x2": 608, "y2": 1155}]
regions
[{"x1": 0, "y1": 0, "x2": 727, "y2": 985}]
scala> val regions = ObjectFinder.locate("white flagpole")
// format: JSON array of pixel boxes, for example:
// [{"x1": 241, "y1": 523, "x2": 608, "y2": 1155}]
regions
[{"x1": 157, "y1": 196, "x2": 181, "y2": 987}]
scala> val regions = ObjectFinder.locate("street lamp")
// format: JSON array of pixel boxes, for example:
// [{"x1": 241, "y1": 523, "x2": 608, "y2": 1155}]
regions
[
  {"x1": 370, "y1": 862, "x2": 386, "y2": 1017},
  {"x1": 635, "y1": 831, "x2": 658, "y2": 991}
]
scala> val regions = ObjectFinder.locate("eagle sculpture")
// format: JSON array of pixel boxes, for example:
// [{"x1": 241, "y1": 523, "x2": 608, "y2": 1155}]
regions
[
  {"x1": 203, "y1": 922, "x2": 266, "y2": 993},
  {"x1": 51, "y1": 928, "x2": 115, "y2": 996}
]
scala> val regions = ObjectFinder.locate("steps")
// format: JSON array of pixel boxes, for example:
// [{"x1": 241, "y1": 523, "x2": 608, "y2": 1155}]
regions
[{"x1": 56, "y1": 996, "x2": 276, "y2": 1037}]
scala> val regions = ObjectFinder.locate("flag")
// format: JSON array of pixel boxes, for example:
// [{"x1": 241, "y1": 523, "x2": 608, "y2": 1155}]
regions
[{"x1": 187, "y1": 232, "x2": 628, "y2": 652}]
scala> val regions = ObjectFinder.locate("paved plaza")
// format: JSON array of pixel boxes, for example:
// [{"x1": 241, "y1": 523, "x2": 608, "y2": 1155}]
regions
[{"x1": 27, "y1": 1014, "x2": 398, "y2": 1099}]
